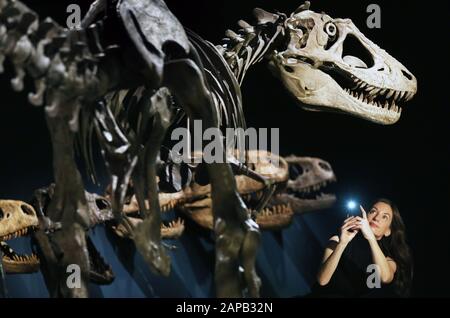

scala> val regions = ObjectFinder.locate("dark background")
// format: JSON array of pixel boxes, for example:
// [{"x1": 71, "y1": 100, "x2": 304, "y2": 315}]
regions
[{"x1": 0, "y1": 0, "x2": 449, "y2": 297}]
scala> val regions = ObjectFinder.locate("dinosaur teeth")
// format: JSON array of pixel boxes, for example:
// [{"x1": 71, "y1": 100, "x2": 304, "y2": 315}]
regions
[
  {"x1": 364, "y1": 85, "x2": 373, "y2": 92},
  {"x1": 386, "y1": 90, "x2": 394, "y2": 99},
  {"x1": 368, "y1": 88, "x2": 379, "y2": 96},
  {"x1": 405, "y1": 91, "x2": 414, "y2": 101},
  {"x1": 379, "y1": 88, "x2": 387, "y2": 96}
]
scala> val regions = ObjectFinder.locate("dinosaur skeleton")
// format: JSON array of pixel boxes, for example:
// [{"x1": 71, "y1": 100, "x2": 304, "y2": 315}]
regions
[{"x1": 0, "y1": 0, "x2": 416, "y2": 297}]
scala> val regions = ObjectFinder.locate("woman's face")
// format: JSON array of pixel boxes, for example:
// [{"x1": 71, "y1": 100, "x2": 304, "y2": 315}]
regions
[{"x1": 367, "y1": 201, "x2": 393, "y2": 239}]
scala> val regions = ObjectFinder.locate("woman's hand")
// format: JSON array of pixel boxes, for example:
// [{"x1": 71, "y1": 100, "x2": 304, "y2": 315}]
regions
[
  {"x1": 354, "y1": 205, "x2": 377, "y2": 242},
  {"x1": 339, "y1": 216, "x2": 359, "y2": 246}
]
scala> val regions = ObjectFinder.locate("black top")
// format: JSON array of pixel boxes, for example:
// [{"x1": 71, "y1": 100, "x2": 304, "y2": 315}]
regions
[{"x1": 312, "y1": 234, "x2": 398, "y2": 298}]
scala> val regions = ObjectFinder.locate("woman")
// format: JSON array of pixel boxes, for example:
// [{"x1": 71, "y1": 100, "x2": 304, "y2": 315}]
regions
[{"x1": 315, "y1": 198, "x2": 413, "y2": 297}]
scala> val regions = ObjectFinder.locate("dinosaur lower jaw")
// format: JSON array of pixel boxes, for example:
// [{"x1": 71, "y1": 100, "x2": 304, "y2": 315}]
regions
[
  {"x1": 183, "y1": 184, "x2": 295, "y2": 231},
  {"x1": 161, "y1": 218, "x2": 185, "y2": 239},
  {"x1": 236, "y1": 185, "x2": 293, "y2": 230},
  {"x1": 86, "y1": 236, "x2": 115, "y2": 285},
  {"x1": 0, "y1": 241, "x2": 39, "y2": 274},
  {"x1": 253, "y1": 203, "x2": 294, "y2": 230},
  {"x1": 120, "y1": 196, "x2": 186, "y2": 239},
  {"x1": 111, "y1": 215, "x2": 185, "y2": 240},
  {"x1": 274, "y1": 193, "x2": 337, "y2": 214},
  {"x1": 313, "y1": 67, "x2": 411, "y2": 124}
]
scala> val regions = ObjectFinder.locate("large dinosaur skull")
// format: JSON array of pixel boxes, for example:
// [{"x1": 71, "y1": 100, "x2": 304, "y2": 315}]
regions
[
  {"x1": 0, "y1": 200, "x2": 39, "y2": 273},
  {"x1": 286, "y1": 156, "x2": 335, "y2": 193},
  {"x1": 270, "y1": 2, "x2": 417, "y2": 124}
]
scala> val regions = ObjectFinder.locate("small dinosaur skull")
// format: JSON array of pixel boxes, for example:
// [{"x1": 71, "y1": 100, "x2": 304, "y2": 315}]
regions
[
  {"x1": 269, "y1": 155, "x2": 337, "y2": 214},
  {"x1": 285, "y1": 156, "x2": 335, "y2": 192},
  {"x1": 270, "y1": 2, "x2": 417, "y2": 124},
  {"x1": 0, "y1": 200, "x2": 39, "y2": 273},
  {"x1": 0, "y1": 200, "x2": 38, "y2": 240}
]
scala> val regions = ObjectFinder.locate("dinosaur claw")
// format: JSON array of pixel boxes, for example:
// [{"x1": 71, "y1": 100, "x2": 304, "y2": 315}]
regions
[
  {"x1": 28, "y1": 92, "x2": 44, "y2": 106},
  {"x1": 11, "y1": 77, "x2": 24, "y2": 92}
]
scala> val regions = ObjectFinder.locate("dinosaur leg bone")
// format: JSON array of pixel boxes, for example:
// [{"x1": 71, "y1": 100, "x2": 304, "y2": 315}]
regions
[
  {"x1": 34, "y1": 106, "x2": 91, "y2": 298},
  {"x1": 164, "y1": 57, "x2": 261, "y2": 297},
  {"x1": 130, "y1": 88, "x2": 172, "y2": 277}
]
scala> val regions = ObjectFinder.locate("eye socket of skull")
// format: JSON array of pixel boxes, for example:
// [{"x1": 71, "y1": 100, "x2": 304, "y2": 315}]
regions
[
  {"x1": 324, "y1": 21, "x2": 337, "y2": 37},
  {"x1": 318, "y1": 161, "x2": 332, "y2": 172},
  {"x1": 95, "y1": 198, "x2": 110, "y2": 211},
  {"x1": 289, "y1": 163, "x2": 305, "y2": 180},
  {"x1": 21, "y1": 204, "x2": 35, "y2": 216}
]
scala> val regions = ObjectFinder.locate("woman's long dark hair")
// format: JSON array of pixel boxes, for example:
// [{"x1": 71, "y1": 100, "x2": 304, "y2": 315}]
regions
[{"x1": 376, "y1": 198, "x2": 413, "y2": 297}]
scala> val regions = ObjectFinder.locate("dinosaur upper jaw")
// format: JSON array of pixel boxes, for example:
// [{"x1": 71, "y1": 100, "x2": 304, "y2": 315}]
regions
[{"x1": 86, "y1": 236, "x2": 115, "y2": 285}]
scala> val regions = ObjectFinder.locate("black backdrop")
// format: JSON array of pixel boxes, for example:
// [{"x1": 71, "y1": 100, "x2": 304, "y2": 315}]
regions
[{"x1": 0, "y1": 0, "x2": 449, "y2": 297}]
